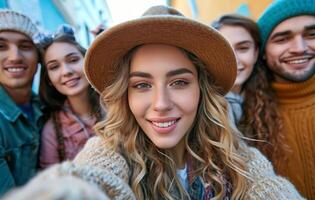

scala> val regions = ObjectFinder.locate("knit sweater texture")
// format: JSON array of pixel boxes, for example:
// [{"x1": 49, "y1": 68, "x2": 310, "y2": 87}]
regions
[
  {"x1": 2, "y1": 136, "x2": 304, "y2": 200},
  {"x1": 72, "y1": 136, "x2": 304, "y2": 199},
  {"x1": 271, "y1": 75, "x2": 315, "y2": 200}
]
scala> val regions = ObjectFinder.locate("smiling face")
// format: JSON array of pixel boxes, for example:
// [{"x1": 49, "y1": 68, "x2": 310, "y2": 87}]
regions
[
  {"x1": 219, "y1": 25, "x2": 258, "y2": 93},
  {"x1": 0, "y1": 31, "x2": 38, "y2": 91},
  {"x1": 44, "y1": 42, "x2": 89, "y2": 97},
  {"x1": 265, "y1": 15, "x2": 315, "y2": 83},
  {"x1": 128, "y1": 44, "x2": 200, "y2": 151}
]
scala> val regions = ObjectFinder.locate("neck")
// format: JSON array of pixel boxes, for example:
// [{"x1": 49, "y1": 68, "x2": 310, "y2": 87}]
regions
[
  {"x1": 231, "y1": 85, "x2": 241, "y2": 94},
  {"x1": 271, "y1": 75, "x2": 315, "y2": 104},
  {"x1": 67, "y1": 89, "x2": 92, "y2": 118},
  {"x1": 169, "y1": 137, "x2": 186, "y2": 169},
  {"x1": 2, "y1": 85, "x2": 32, "y2": 104}
]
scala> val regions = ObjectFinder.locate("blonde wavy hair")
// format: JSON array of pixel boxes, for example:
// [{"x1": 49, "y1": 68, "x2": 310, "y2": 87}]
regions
[{"x1": 94, "y1": 46, "x2": 249, "y2": 199}]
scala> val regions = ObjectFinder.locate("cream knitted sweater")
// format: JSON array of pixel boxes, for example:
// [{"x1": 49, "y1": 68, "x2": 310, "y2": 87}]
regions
[
  {"x1": 3, "y1": 136, "x2": 304, "y2": 200},
  {"x1": 73, "y1": 136, "x2": 304, "y2": 199}
]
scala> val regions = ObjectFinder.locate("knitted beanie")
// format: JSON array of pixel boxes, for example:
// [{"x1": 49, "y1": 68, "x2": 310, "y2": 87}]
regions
[
  {"x1": 0, "y1": 9, "x2": 39, "y2": 41},
  {"x1": 257, "y1": 0, "x2": 315, "y2": 53}
]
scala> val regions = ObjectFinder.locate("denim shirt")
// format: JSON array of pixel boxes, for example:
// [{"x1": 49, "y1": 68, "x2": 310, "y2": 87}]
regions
[
  {"x1": 168, "y1": 175, "x2": 215, "y2": 200},
  {"x1": 189, "y1": 176, "x2": 213, "y2": 200},
  {"x1": 0, "y1": 86, "x2": 44, "y2": 196},
  {"x1": 175, "y1": 158, "x2": 231, "y2": 200}
]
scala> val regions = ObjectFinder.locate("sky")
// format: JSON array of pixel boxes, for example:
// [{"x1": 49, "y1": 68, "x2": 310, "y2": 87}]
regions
[{"x1": 106, "y1": 0, "x2": 167, "y2": 25}]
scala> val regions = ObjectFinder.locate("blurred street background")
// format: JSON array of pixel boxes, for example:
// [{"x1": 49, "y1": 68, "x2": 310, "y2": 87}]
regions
[
  {"x1": 0, "y1": 0, "x2": 272, "y2": 47},
  {"x1": 0, "y1": 0, "x2": 273, "y2": 91}
]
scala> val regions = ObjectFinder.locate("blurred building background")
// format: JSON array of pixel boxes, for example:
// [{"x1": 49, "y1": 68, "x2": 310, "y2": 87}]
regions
[
  {"x1": 170, "y1": 0, "x2": 273, "y2": 23},
  {"x1": 0, "y1": 0, "x2": 273, "y2": 92},
  {"x1": 0, "y1": 0, "x2": 274, "y2": 45},
  {"x1": 0, "y1": 0, "x2": 111, "y2": 48}
]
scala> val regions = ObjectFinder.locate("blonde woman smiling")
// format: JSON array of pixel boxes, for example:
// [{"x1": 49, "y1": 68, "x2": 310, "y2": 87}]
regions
[{"x1": 3, "y1": 6, "x2": 304, "y2": 200}]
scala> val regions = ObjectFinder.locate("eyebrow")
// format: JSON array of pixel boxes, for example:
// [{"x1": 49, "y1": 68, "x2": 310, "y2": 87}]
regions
[
  {"x1": 0, "y1": 37, "x2": 33, "y2": 43},
  {"x1": 65, "y1": 52, "x2": 80, "y2": 58},
  {"x1": 269, "y1": 24, "x2": 315, "y2": 41},
  {"x1": 166, "y1": 68, "x2": 194, "y2": 77},
  {"x1": 45, "y1": 52, "x2": 79, "y2": 65},
  {"x1": 269, "y1": 30, "x2": 291, "y2": 40},
  {"x1": 129, "y1": 68, "x2": 194, "y2": 79},
  {"x1": 236, "y1": 40, "x2": 253, "y2": 46}
]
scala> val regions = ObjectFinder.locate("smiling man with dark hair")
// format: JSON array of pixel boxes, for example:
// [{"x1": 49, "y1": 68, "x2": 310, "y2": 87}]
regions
[
  {"x1": 256, "y1": 0, "x2": 315, "y2": 199},
  {"x1": 0, "y1": 9, "x2": 44, "y2": 196}
]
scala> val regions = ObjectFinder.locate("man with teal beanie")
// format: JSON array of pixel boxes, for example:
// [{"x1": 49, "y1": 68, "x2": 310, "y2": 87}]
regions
[
  {"x1": 0, "y1": 10, "x2": 44, "y2": 196},
  {"x1": 257, "y1": 0, "x2": 315, "y2": 199}
]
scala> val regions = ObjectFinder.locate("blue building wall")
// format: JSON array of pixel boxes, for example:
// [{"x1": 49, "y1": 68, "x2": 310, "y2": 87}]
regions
[
  {"x1": 0, "y1": 0, "x2": 8, "y2": 8},
  {"x1": 0, "y1": 0, "x2": 66, "y2": 33},
  {"x1": 39, "y1": 0, "x2": 66, "y2": 33}
]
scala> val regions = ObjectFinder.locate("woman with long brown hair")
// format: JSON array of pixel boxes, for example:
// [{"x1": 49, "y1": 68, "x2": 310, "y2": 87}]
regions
[
  {"x1": 212, "y1": 14, "x2": 285, "y2": 164},
  {"x1": 70, "y1": 6, "x2": 301, "y2": 199},
  {"x1": 38, "y1": 25, "x2": 103, "y2": 168}
]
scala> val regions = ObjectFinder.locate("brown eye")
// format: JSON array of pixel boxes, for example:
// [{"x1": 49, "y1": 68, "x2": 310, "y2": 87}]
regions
[
  {"x1": 236, "y1": 46, "x2": 250, "y2": 52},
  {"x1": 273, "y1": 36, "x2": 289, "y2": 43},
  {"x1": 171, "y1": 80, "x2": 188, "y2": 87},
  {"x1": 305, "y1": 30, "x2": 315, "y2": 39},
  {"x1": 68, "y1": 56, "x2": 79, "y2": 63},
  {"x1": 19, "y1": 43, "x2": 34, "y2": 50},
  {"x1": 0, "y1": 42, "x2": 7, "y2": 50},
  {"x1": 47, "y1": 64, "x2": 59, "y2": 71}
]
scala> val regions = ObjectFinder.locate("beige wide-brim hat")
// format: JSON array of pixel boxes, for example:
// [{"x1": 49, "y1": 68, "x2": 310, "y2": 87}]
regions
[{"x1": 84, "y1": 6, "x2": 236, "y2": 95}]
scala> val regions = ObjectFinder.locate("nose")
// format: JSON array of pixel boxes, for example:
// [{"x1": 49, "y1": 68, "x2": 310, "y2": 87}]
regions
[
  {"x1": 7, "y1": 45, "x2": 23, "y2": 63},
  {"x1": 289, "y1": 35, "x2": 307, "y2": 54},
  {"x1": 61, "y1": 63, "x2": 74, "y2": 76},
  {"x1": 152, "y1": 86, "x2": 173, "y2": 112}
]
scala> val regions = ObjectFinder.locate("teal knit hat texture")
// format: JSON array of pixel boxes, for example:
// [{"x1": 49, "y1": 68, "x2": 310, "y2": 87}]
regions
[{"x1": 257, "y1": 0, "x2": 315, "y2": 53}]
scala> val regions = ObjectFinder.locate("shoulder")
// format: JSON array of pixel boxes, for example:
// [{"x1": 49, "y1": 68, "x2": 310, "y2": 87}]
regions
[
  {"x1": 41, "y1": 118, "x2": 56, "y2": 137},
  {"x1": 243, "y1": 147, "x2": 305, "y2": 199},
  {"x1": 243, "y1": 147, "x2": 274, "y2": 177},
  {"x1": 73, "y1": 136, "x2": 130, "y2": 182},
  {"x1": 2, "y1": 161, "x2": 135, "y2": 200}
]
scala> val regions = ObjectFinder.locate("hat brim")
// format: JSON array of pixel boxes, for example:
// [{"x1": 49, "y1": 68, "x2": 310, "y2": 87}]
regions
[{"x1": 84, "y1": 15, "x2": 236, "y2": 95}]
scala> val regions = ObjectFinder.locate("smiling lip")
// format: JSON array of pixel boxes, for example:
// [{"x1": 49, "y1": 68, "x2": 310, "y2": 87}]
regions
[
  {"x1": 4, "y1": 65, "x2": 27, "y2": 78},
  {"x1": 63, "y1": 77, "x2": 80, "y2": 87},
  {"x1": 148, "y1": 117, "x2": 180, "y2": 134},
  {"x1": 283, "y1": 56, "x2": 314, "y2": 69}
]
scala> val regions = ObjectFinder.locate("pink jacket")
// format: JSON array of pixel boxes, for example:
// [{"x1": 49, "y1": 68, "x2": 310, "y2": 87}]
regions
[{"x1": 40, "y1": 107, "x2": 97, "y2": 169}]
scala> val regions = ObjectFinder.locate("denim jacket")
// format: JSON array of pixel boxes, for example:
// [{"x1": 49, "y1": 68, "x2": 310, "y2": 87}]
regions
[{"x1": 0, "y1": 86, "x2": 44, "y2": 196}]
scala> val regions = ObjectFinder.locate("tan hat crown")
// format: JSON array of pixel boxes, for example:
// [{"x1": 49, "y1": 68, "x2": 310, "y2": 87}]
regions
[
  {"x1": 0, "y1": 9, "x2": 39, "y2": 41},
  {"x1": 84, "y1": 5, "x2": 236, "y2": 95}
]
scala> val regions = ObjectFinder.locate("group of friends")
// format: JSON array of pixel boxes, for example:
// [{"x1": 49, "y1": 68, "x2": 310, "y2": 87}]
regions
[{"x1": 0, "y1": 0, "x2": 314, "y2": 199}]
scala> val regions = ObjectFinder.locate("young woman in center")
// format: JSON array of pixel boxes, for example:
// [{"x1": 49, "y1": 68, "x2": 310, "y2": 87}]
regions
[
  {"x1": 71, "y1": 5, "x2": 302, "y2": 200},
  {"x1": 3, "y1": 5, "x2": 303, "y2": 200}
]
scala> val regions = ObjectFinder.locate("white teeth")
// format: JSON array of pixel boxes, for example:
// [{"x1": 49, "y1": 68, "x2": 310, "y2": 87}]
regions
[
  {"x1": 152, "y1": 120, "x2": 177, "y2": 128},
  {"x1": 287, "y1": 59, "x2": 308, "y2": 64},
  {"x1": 7, "y1": 68, "x2": 24, "y2": 72}
]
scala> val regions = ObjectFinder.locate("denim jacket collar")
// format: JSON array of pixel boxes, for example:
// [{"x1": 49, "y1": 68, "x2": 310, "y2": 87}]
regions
[{"x1": 0, "y1": 86, "x2": 43, "y2": 123}]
